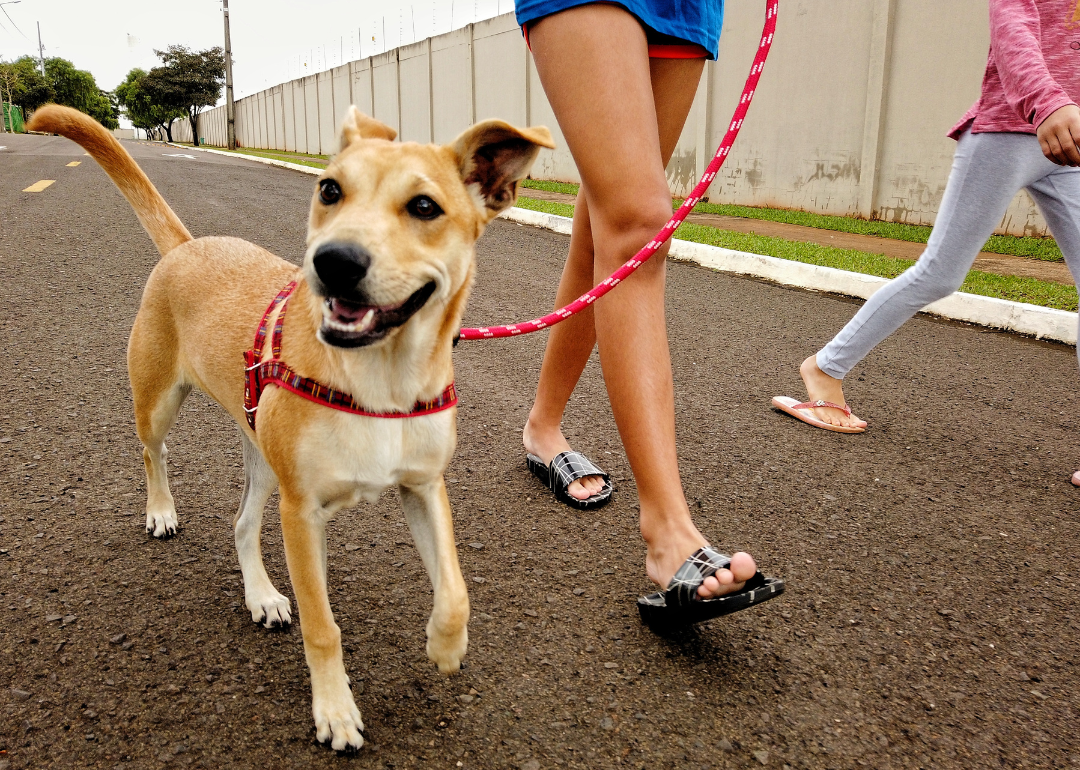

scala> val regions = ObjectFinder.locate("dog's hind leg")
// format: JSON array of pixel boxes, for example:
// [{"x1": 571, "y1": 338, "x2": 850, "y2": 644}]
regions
[
  {"x1": 235, "y1": 433, "x2": 291, "y2": 628},
  {"x1": 129, "y1": 306, "x2": 190, "y2": 538},
  {"x1": 130, "y1": 367, "x2": 190, "y2": 538},
  {"x1": 399, "y1": 480, "x2": 469, "y2": 674}
]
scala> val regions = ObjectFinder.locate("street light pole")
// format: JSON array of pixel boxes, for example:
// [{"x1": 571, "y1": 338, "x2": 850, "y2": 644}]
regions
[
  {"x1": 36, "y1": 21, "x2": 44, "y2": 75},
  {"x1": 222, "y1": 0, "x2": 236, "y2": 150}
]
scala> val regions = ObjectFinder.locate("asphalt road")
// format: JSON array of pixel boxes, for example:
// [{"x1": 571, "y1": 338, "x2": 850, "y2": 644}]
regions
[{"x1": 1, "y1": 134, "x2": 1079, "y2": 770}]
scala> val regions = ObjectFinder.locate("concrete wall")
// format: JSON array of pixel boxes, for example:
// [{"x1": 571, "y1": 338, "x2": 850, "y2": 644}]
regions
[{"x1": 186, "y1": 3, "x2": 1045, "y2": 236}]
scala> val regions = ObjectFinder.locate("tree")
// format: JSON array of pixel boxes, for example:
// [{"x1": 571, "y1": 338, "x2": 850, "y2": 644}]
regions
[
  {"x1": 144, "y1": 45, "x2": 224, "y2": 146},
  {"x1": 42, "y1": 57, "x2": 118, "y2": 128},
  {"x1": 115, "y1": 68, "x2": 184, "y2": 142},
  {"x1": 1, "y1": 56, "x2": 54, "y2": 113},
  {"x1": 0, "y1": 63, "x2": 17, "y2": 129}
]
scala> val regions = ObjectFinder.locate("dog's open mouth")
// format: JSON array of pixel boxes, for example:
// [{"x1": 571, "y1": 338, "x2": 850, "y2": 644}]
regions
[{"x1": 319, "y1": 281, "x2": 437, "y2": 348}]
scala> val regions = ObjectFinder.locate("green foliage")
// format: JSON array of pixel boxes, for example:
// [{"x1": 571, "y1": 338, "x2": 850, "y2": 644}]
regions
[
  {"x1": 143, "y1": 46, "x2": 224, "y2": 144},
  {"x1": 0, "y1": 56, "x2": 54, "y2": 112},
  {"x1": 43, "y1": 57, "x2": 119, "y2": 129},
  {"x1": 115, "y1": 68, "x2": 185, "y2": 140}
]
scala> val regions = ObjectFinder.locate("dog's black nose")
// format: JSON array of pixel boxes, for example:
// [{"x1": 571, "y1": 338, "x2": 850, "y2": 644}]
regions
[{"x1": 313, "y1": 242, "x2": 372, "y2": 294}]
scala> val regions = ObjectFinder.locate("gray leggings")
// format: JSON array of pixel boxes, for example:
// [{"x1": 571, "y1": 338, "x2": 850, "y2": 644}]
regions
[{"x1": 817, "y1": 130, "x2": 1080, "y2": 379}]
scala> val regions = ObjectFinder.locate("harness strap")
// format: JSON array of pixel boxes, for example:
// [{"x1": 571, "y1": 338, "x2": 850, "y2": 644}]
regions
[{"x1": 243, "y1": 281, "x2": 457, "y2": 430}]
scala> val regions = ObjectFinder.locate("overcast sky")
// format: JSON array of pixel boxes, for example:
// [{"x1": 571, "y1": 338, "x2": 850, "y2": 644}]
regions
[{"x1": 0, "y1": 0, "x2": 510, "y2": 99}]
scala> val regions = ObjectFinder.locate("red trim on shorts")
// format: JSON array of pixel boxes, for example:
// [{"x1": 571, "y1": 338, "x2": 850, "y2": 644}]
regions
[{"x1": 521, "y1": 23, "x2": 708, "y2": 59}]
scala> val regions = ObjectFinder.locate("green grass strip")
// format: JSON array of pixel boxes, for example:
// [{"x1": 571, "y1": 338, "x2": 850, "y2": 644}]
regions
[
  {"x1": 521, "y1": 179, "x2": 581, "y2": 196},
  {"x1": 211, "y1": 146, "x2": 330, "y2": 168},
  {"x1": 686, "y1": 200, "x2": 1063, "y2": 262},
  {"x1": 516, "y1": 196, "x2": 576, "y2": 219},
  {"x1": 519, "y1": 179, "x2": 1062, "y2": 262},
  {"x1": 514, "y1": 196, "x2": 1078, "y2": 311}
]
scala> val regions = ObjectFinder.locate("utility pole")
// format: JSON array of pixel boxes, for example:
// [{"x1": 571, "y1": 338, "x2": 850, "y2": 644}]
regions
[
  {"x1": 222, "y1": 0, "x2": 236, "y2": 150},
  {"x1": 36, "y1": 21, "x2": 44, "y2": 75}
]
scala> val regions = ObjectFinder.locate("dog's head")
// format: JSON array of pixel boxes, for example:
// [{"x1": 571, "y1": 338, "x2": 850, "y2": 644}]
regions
[{"x1": 303, "y1": 106, "x2": 554, "y2": 349}]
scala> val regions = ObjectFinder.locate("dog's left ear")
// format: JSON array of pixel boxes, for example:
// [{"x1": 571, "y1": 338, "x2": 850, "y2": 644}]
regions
[
  {"x1": 451, "y1": 120, "x2": 555, "y2": 220},
  {"x1": 339, "y1": 105, "x2": 398, "y2": 150}
]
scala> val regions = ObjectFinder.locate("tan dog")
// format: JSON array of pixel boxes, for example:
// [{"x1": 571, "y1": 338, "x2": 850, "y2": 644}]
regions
[{"x1": 27, "y1": 104, "x2": 553, "y2": 751}]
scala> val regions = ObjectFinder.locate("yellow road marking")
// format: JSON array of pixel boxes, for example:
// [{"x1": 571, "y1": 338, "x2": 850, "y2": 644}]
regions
[
  {"x1": 66, "y1": 161, "x2": 80, "y2": 167},
  {"x1": 23, "y1": 180, "x2": 56, "y2": 193}
]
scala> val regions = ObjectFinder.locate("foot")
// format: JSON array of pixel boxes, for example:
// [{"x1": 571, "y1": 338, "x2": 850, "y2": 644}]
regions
[
  {"x1": 145, "y1": 506, "x2": 178, "y2": 538},
  {"x1": 523, "y1": 417, "x2": 606, "y2": 501},
  {"x1": 1072, "y1": 470, "x2": 1080, "y2": 487},
  {"x1": 312, "y1": 685, "x2": 365, "y2": 751},
  {"x1": 799, "y1": 356, "x2": 867, "y2": 430},
  {"x1": 644, "y1": 525, "x2": 757, "y2": 600},
  {"x1": 245, "y1": 587, "x2": 292, "y2": 629}
]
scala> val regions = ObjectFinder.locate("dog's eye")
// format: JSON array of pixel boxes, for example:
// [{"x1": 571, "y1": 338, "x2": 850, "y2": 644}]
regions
[
  {"x1": 319, "y1": 179, "x2": 342, "y2": 206},
  {"x1": 407, "y1": 195, "x2": 443, "y2": 221}
]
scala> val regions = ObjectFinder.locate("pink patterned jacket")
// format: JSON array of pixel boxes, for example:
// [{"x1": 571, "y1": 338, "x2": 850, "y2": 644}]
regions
[{"x1": 950, "y1": 0, "x2": 1080, "y2": 138}]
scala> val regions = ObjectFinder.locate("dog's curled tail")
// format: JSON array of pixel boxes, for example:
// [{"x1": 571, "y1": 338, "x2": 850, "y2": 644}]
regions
[{"x1": 28, "y1": 105, "x2": 193, "y2": 257}]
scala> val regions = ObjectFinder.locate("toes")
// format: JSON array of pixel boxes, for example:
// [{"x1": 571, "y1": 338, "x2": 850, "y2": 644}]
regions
[
  {"x1": 729, "y1": 551, "x2": 758, "y2": 582},
  {"x1": 315, "y1": 706, "x2": 365, "y2": 752},
  {"x1": 248, "y1": 594, "x2": 292, "y2": 629},
  {"x1": 567, "y1": 479, "x2": 591, "y2": 500},
  {"x1": 567, "y1": 475, "x2": 604, "y2": 500},
  {"x1": 697, "y1": 552, "x2": 757, "y2": 599},
  {"x1": 146, "y1": 514, "x2": 177, "y2": 539},
  {"x1": 329, "y1": 716, "x2": 364, "y2": 752}
]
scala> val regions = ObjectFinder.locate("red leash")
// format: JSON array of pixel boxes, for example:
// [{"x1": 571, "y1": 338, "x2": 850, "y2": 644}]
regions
[{"x1": 458, "y1": 0, "x2": 778, "y2": 341}]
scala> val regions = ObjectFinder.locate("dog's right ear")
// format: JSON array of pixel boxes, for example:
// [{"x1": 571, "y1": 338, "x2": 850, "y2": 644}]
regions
[{"x1": 339, "y1": 106, "x2": 397, "y2": 150}]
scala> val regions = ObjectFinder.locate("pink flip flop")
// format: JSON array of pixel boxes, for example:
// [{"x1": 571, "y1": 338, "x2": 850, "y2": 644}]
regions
[{"x1": 771, "y1": 396, "x2": 866, "y2": 434}]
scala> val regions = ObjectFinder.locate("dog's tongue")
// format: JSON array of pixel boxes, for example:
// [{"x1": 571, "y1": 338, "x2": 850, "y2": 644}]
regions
[{"x1": 330, "y1": 297, "x2": 375, "y2": 324}]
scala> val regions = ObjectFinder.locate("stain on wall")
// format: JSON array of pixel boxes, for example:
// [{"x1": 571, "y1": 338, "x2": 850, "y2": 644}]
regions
[
  {"x1": 708, "y1": 152, "x2": 865, "y2": 217},
  {"x1": 665, "y1": 149, "x2": 699, "y2": 197},
  {"x1": 875, "y1": 166, "x2": 948, "y2": 225}
]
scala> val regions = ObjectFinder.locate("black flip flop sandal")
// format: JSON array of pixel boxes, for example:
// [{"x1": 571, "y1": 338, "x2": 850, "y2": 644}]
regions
[
  {"x1": 526, "y1": 450, "x2": 613, "y2": 510},
  {"x1": 638, "y1": 547, "x2": 785, "y2": 629}
]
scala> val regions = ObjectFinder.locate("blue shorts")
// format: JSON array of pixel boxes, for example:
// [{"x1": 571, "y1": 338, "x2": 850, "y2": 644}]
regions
[{"x1": 515, "y1": 0, "x2": 724, "y2": 60}]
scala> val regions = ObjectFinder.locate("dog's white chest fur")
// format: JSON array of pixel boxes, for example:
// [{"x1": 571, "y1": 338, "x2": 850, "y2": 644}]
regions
[{"x1": 301, "y1": 409, "x2": 457, "y2": 506}]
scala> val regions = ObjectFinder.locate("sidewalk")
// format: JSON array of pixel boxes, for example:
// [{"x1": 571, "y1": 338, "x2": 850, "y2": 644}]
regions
[
  {"x1": 519, "y1": 188, "x2": 1074, "y2": 286},
  {"x1": 178, "y1": 144, "x2": 1074, "y2": 286}
]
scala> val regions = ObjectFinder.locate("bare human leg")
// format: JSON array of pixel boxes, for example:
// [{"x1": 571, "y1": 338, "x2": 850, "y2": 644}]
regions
[
  {"x1": 522, "y1": 187, "x2": 607, "y2": 501},
  {"x1": 526, "y1": 5, "x2": 755, "y2": 598}
]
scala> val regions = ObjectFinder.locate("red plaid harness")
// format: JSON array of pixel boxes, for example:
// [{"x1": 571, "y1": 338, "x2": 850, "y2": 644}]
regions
[{"x1": 243, "y1": 281, "x2": 458, "y2": 430}]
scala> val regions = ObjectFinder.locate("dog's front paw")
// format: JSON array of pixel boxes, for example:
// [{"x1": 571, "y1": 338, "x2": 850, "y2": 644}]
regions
[
  {"x1": 145, "y1": 508, "x2": 178, "y2": 538},
  {"x1": 426, "y1": 623, "x2": 468, "y2": 675},
  {"x1": 313, "y1": 692, "x2": 365, "y2": 751},
  {"x1": 247, "y1": 590, "x2": 292, "y2": 629}
]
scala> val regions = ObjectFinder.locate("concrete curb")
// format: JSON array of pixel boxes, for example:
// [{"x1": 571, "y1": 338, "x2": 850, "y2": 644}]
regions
[
  {"x1": 500, "y1": 207, "x2": 1078, "y2": 346},
  {"x1": 165, "y1": 142, "x2": 323, "y2": 176},
  {"x1": 161, "y1": 148, "x2": 1077, "y2": 346}
]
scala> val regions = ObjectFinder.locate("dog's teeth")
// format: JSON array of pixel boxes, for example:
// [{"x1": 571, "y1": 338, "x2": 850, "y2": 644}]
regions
[{"x1": 324, "y1": 307, "x2": 376, "y2": 333}]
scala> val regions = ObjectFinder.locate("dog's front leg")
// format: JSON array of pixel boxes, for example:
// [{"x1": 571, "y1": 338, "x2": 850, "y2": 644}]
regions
[
  {"x1": 399, "y1": 479, "x2": 469, "y2": 673},
  {"x1": 279, "y1": 491, "x2": 364, "y2": 751}
]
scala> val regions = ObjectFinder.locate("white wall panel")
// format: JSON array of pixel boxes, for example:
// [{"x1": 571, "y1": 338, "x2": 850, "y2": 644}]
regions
[
  {"x1": 398, "y1": 42, "x2": 431, "y2": 144},
  {"x1": 372, "y1": 51, "x2": 400, "y2": 134},
  {"x1": 317, "y1": 71, "x2": 336, "y2": 154},
  {"x1": 431, "y1": 27, "x2": 472, "y2": 145}
]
